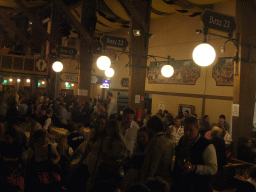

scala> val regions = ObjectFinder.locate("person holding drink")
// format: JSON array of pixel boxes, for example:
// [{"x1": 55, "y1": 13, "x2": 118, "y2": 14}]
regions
[{"x1": 172, "y1": 115, "x2": 217, "y2": 192}]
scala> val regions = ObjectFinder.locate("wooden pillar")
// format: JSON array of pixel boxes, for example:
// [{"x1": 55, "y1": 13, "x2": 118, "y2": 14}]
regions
[
  {"x1": 31, "y1": 77, "x2": 38, "y2": 96},
  {"x1": 232, "y1": 0, "x2": 256, "y2": 157},
  {"x1": 47, "y1": 4, "x2": 62, "y2": 100},
  {"x1": 78, "y1": 0, "x2": 96, "y2": 103},
  {"x1": 128, "y1": 0, "x2": 152, "y2": 111}
]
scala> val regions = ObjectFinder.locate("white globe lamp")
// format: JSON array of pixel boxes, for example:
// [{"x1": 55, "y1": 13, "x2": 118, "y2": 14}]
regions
[
  {"x1": 97, "y1": 56, "x2": 111, "y2": 70},
  {"x1": 192, "y1": 43, "x2": 216, "y2": 67},
  {"x1": 105, "y1": 68, "x2": 114, "y2": 77},
  {"x1": 52, "y1": 61, "x2": 63, "y2": 72},
  {"x1": 161, "y1": 65, "x2": 174, "y2": 78}
]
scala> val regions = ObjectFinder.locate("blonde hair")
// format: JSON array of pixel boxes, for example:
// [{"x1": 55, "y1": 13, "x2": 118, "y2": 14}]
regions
[{"x1": 211, "y1": 126, "x2": 222, "y2": 138}]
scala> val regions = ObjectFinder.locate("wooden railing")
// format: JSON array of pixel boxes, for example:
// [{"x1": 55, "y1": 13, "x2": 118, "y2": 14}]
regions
[{"x1": 0, "y1": 53, "x2": 48, "y2": 75}]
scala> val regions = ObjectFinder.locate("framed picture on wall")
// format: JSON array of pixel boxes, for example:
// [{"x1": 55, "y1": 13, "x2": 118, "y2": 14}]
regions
[{"x1": 179, "y1": 104, "x2": 195, "y2": 116}]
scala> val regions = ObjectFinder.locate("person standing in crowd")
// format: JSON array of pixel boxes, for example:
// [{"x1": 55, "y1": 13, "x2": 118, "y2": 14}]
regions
[
  {"x1": 67, "y1": 123, "x2": 85, "y2": 151},
  {"x1": 200, "y1": 115, "x2": 211, "y2": 136},
  {"x1": 237, "y1": 137, "x2": 256, "y2": 163},
  {"x1": 217, "y1": 114, "x2": 230, "y2": 133},
  {"x1": 107, "y1": 92, "x2": 117, "y2": 119},
  {"x1": 165, "y1": 116, "x2": 184, "y2": 150},
  {"x1": 140, "y1": 115, "x2": 174, "y2": 184},
  {"x1": 184, "y1": 110, "x2": 189, "y2": 118},
  {"x1": 120, "y1": 107, "x2": 140, "y2": 157},
  {"x1": 172, "y1": 115, "x2": 217, "y2": 192},
  {"x1": 164, "y1": 113, "x2": 174, "y2": 130},
  {"x1": 57, "y1": 102, "x2": 69, "y2": 128}
]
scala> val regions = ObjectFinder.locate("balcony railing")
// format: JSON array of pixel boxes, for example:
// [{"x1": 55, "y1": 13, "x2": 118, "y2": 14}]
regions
[{"x1": 0, "y1": 53, "x2": 48, "y2": 75}]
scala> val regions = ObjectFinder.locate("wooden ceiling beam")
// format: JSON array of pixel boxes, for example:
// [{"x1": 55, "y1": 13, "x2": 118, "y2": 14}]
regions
[
  {"x1": 53, "y1": 0, "x2": 92, "y2": 44},
  {"x1": 13, "y1": 0, "x2": 58, "y2": 46},
  {"x1": 0, "y1": 12, "x2": 30, "y2": 45},
  {"x1": 118, "y1": 0, "x2": 149, "y2": 32}
]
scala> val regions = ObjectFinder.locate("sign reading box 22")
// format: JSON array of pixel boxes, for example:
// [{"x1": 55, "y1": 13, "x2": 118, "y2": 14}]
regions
[{"x1": 102, "y1": 79, "x2": 109, "y2": 88}]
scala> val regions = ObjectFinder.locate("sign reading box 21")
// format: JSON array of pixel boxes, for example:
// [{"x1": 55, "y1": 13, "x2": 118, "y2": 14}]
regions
[{"x1": 102, "y1": 80, "x2": 109, "y2": 88}]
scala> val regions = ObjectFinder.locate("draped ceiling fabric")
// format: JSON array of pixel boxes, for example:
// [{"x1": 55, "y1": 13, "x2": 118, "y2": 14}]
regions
[{"x1": 0, "y1": 0, "x2": 226, "y2": 34}]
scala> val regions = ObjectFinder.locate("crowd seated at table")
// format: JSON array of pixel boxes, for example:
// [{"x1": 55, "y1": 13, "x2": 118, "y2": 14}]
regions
[{"x1": 0, "y1": 88, "x2": 256, "y2": 192}]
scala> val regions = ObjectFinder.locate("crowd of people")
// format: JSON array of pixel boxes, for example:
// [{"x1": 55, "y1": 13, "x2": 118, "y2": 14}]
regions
[{"x1": 0, "y1": 88, "x2": 256, "y2": 192}]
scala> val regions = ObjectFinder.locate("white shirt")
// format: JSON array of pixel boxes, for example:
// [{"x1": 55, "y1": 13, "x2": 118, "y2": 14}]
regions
[
  {"x1": 168, "y1": 125, "x2": 184, "y2": 146},
  {"x1": 121, "y1": 121, "x2": 140, "y2": 156},
  {"x1": 43, "y1": 116, "x2": 51, "y2": 131},
  {"x1": 107, "y1": 98, "x2": 117, "y2": 115},
  {"x1": 224, "y1": 131, "x2": 232, "y2": 145}
]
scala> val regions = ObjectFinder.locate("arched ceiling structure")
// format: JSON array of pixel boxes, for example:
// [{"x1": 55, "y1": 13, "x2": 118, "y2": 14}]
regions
[{"x1": 0, "y1": 0, "x2": 228, "y2": 36}]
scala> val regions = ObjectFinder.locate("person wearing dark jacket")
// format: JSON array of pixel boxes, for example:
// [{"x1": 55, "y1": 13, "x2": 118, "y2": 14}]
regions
[{"x1": 237, "y1": 137, "x2": 256, "y2": 163}]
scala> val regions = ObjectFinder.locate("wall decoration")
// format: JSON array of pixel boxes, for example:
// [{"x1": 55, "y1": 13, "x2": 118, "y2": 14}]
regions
[
  {"x1": 179, "y1": 104, "x2": 195, "y2": 115},
  {"x1": 121, "y1": 78, "x2": 129, "y2": 87},
  {"x1": 147, "y1": 60, "x2": 201, "y2": 85},
  {"x1": 212, "y1": 57, "x2": 234, "y2": 86}
]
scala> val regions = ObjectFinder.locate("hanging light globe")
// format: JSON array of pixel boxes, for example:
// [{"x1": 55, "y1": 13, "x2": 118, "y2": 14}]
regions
[
  {"x1": 192, "y1": 43, "x2": 216, "y2": 67},
  {"x1": 97, "y1": 56, "x2": 111, "y2": 70},
  {"x1": 161, "y1": 65, "x2": 174, "y2": 78},
  {"x1": 52, "y1": 61, "x2": 63, "y2": 72},
  {"x1": 105, "y1": 68, "x2": 114, "y2": 77}
]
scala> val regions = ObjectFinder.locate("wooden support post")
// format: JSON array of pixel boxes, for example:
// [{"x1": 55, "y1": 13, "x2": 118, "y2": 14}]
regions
[
  {"x1": 127, "y1": 0, "x2": 152, "y2": 111},
  {"x1": 47, "y1": 3, "x2": 62, "y2": 100},
  {"x1": 78, "y1": 0, "x2": 97, "y2": 103},
  {"x1": 232, "y1": 0, "x2": 256, "y2": 157}
]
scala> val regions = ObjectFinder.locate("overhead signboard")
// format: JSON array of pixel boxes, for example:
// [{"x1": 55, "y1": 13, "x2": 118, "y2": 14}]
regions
[
  {"x1": 202, "y1": 10, "x2": 236, "y2": 34},
  {"x1": 60, "y1": 72, "x2": 78, "y2": 83},
  {"x1": 56, "y1": 46, "x2": 77, "y2": 57},
  {"x1": 101, "y1": 35, "x2": 128, "y2": 49}
]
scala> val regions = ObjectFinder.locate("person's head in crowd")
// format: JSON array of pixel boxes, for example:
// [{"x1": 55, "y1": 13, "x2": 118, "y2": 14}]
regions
[
  {"x1": 122, "y1": 107, "x2": 135, "y2": 126},
  {"x1": 211, "y1": 126, "x2": 222, "y2": 139},
  {"x1": 145, "y1": 177, "x2": 170, "y2": 192},
  {"x1": 90, "y1": 114, "x2": 108, "y2": 143},
  {"x1": 218, "y1": 114, "x2": 226, "y2": 126},
  {"x1": 184, "y1": 110, "x2": 189, "y2": 118},
  {"x1": 108, "y1": 92, "x2": 113, "y2": 98},
  {"x1": 193, "y1": 114, "x2": 197, "y2": 117},
  {"x1": 4, "y1": 130, "x2": 17, "y2": 145},
  {"x1": 67, "y1": 122, "x2": 77, "y2": 133},
  {"x1": 184, "y1": 115, "x2": 199, "y2": 141},
  {"x1": 33, "y1": 129, "x2": 47, "y2": 145},
  {"x1": 204, "y1": 115, "x2": 210, "y2": 122},
  {"x1": 89, "y1": 180, "x2": 120, "y2": 192},
  {"x1": 157, "y1": 109, "x2": 163, "y2": 116},
  {"x1": 163, "y1": 110, "x2": 169, "y2": 118},
  {"x1": 127, "y1": 184, "x2": 151, "y2": 192},
  {"x1": 178, "y1": 111, "x2": 184, "y2": 118},
  {"x1": 136, "y1": 127, "x2": 149, "y2": 148},
  {"x1": 211, "y1": 123, "x2": 218, "y2": 128},
  {"x1": 166, "y1": 113, "x2": 174, "y2": 124},
  {"x1": 106, "y1": 120, "x2": 124, "y2": 142},
  {"x1": 174, "y1": 116, "x2": 182, "y2": 127},
  {"x1": 45, "y1": 97, "x2": 50, "y2": 102},
  {"x1": 238, "y1": 137, "x2": 252, "y2": 147},
  {"x1": 46, "y1": 108, "x2": 53, "y2": 117},
  {"x1": 146, "y1": 115, "x2": 165, "y2": 138}
]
